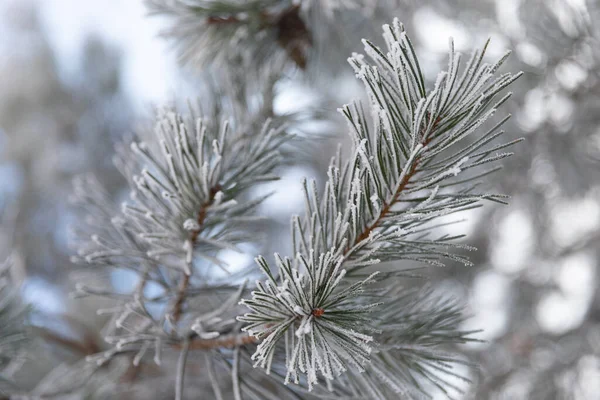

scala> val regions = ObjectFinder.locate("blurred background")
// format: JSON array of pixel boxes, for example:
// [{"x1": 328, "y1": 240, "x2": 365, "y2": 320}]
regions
[{"x1": 0, "y1": 0, "x2": 599, "y2": 398}]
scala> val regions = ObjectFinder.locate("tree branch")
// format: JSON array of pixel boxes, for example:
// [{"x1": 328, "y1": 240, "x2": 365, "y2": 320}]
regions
[
  {"x1": 175, "y1": 333, "x2": 257, "y2": 351},
  {"x1": 347, "y1": 132, "x2": 436, "y2": 255}
]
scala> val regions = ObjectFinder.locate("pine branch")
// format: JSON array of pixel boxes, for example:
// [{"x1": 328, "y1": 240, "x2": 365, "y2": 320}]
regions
[
  {"x1": 71, "y1": 104, "x2": 290, "y2": 396},
  {"x1": 145, "y1": 0, "x2": 312, "y2": 68},
  {"x1": 348, "y1": 131, "x2": 435, "y2": 251},
  {"x1": 323, "y1": 286, "x2": 480, "y2": 399},
  {"x1": 145, "y1": 0, "x2": 380, "y2": 69},
  {"x1": 239, "y1": 19, "x2": 521, "y2": 394}
]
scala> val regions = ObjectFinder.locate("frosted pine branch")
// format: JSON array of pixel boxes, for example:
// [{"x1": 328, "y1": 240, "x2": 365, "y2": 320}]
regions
[
  {"x1": 336, "y1": 20, "x2": 522, "y2": 273},
  {"x1": 65, "y1": 16, "x2": 522, "y2": 400},
  {"x1": 71, "y1": 104, "x2": 289, "y2": 375},
  {"x1": 73, "y1": 107, "x2": 288, "y2": 276},
  {"x1": 146, "y1": 0, "x2": 310, "y2": 68},
  {"x1": 145, "y1": 0, "x2": 382, "y2": 69},
  {"x1": 240, "y1": 19, "x2": 521, "y2": 394},
  {"x1": 118, "y1": 109, "x2": 287, "y2": 272},
  {"x1": 238, "y1": 252, "x2": 379, "y2": 390},
  {"x1": 324, "y1": 286, "x2": 479, "y2": 399}
]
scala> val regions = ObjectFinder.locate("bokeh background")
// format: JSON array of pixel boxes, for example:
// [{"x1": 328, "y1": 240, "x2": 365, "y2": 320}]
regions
[{"x1": 1, "y1": 0, "x2": 599, "y2": 398}]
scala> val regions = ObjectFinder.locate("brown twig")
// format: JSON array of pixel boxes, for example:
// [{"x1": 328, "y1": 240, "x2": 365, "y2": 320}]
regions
[
  {"x1": 345, "y1": 120, "x2": 440, "y2": 255},
  {"x1": 206, "y1": 16, "x2": 240, "y2": 25},
  {"x1": 36, "y1": 327, "x2": 101, "y2": 356},
  {"x1": 350, "y1": 157, "x2": 422, "y2": 249},
  {"x1": 177, "y1": 333, "x2": 258, "y2": 351},
  {"x1": 171, "y1": 274, "x2": 191, "y2": 323},
  {"x1": 171, "y1": 185, "x2": 222, "y2": 323}
]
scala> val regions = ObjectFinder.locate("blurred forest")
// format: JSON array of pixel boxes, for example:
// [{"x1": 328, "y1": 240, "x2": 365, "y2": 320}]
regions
[{"x1": 0, "y1": 0, "x2": 599, "y2": 398}]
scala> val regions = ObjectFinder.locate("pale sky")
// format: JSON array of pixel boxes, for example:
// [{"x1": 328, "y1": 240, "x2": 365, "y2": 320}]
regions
[{"x1": 40, "y1": 0, "x2": 179, "y2": 109}]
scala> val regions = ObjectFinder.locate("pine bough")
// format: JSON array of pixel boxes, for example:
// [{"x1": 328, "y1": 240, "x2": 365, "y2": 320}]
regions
[
  {"x1": 70, "y1": 19, "x2": 521, "y2": 399},
  {"x1": 146, "y1": 0, "x2": 377, "y2": 69}
]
